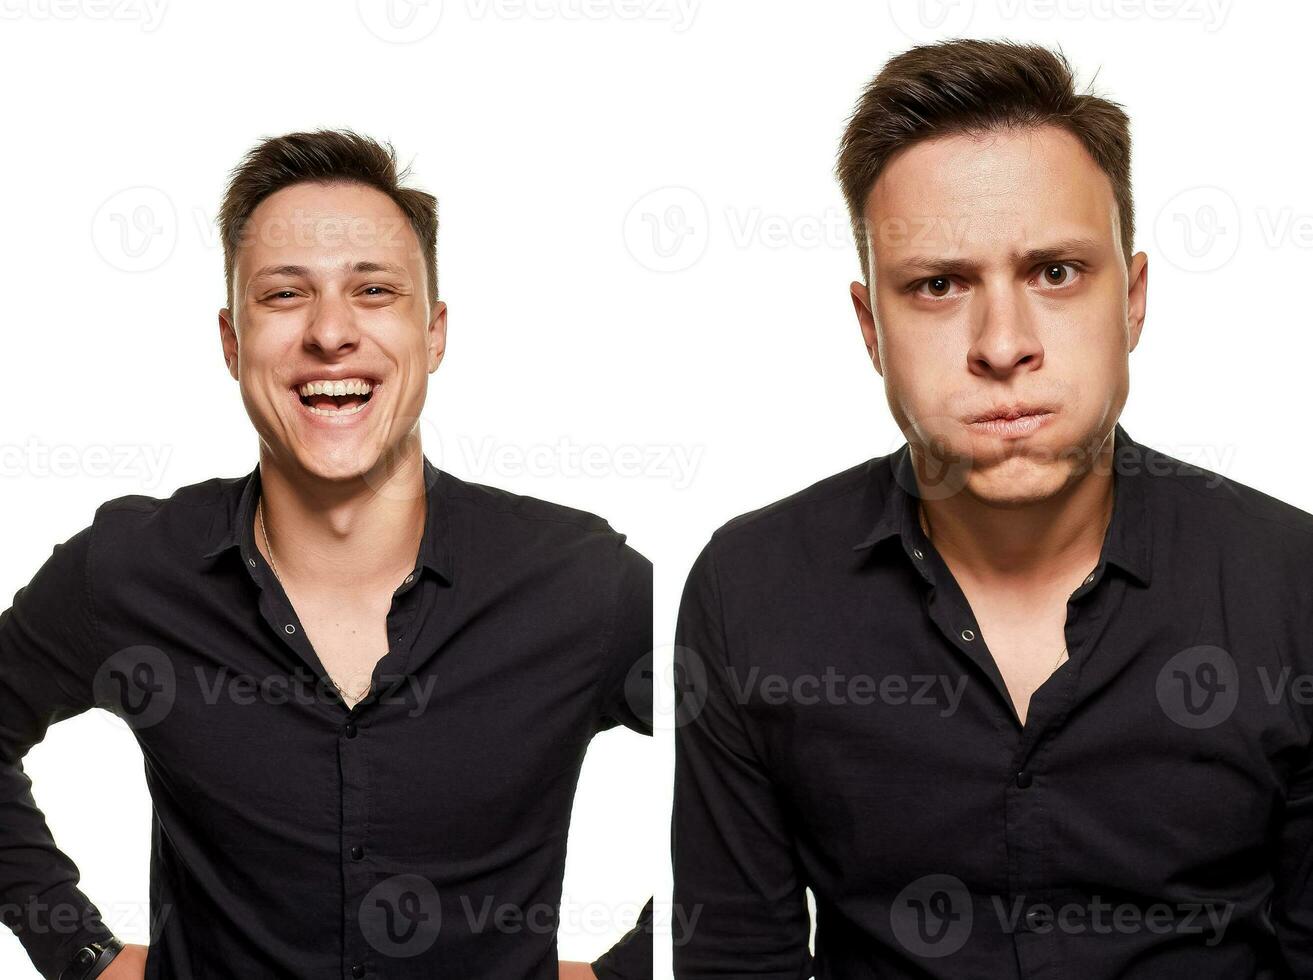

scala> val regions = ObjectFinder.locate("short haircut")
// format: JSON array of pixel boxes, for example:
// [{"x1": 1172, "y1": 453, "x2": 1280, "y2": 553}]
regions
[
  {"x1": 835, "y1": 39, "x2": 1133, "y2": 287},
  {"x1": 219, "y1": 129, "x2": 438, "y2": 313}
]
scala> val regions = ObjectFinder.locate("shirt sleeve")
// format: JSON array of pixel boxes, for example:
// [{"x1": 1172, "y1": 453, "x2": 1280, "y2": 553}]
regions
[
  {"x1": 588, "y1": 537, "x2": 653, "y2": 978},
  {"x1": 594, "y1": 538, "x2": 653, "y2": 737},
  {"x1": 1273, "y1": 736, "x2": 1313, "y2": 971},
  {"x1": 590, "y1": 896, "x2": 653, "y2": 980},
  {"x1": 671, "y1": 538, "x2": 813, "y2": 979},
  {"x1": 0, "y1": 521, "x2": 118, "y2": 979}
]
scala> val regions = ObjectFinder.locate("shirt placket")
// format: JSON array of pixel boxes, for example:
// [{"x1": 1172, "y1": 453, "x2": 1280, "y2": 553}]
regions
[
  {"x1": 905, "y1": 521, "x2": 1119, "y2": 978},
  {"x1": 243, "y1": 542, "x2": 427, "y2": 979},
  {"x1": 338, "y1": 570, "x2": 425, "y2": 980}
]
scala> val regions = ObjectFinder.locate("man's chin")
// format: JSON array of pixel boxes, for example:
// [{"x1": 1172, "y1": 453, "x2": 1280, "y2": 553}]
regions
[
  {"x1": 283, "y1": 441, "x2": 390, "y2": 485},
  {"x1": 962, "y1": 458, "x2": 1075, "y2": 508}
]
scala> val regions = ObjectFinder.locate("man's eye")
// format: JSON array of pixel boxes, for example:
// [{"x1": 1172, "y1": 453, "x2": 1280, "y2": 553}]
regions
[
  {"x1": 362, "y1": 285, "x2": 395, "y2": 296},
  {"x1": 266, "y1": 290, "x2": 298, "y2": 301},
  {"x1": 912, "y1": 276, "x2": 960, "y2": 299},
  {"x1": 1038, "y1": 262, "x2": 1082, "y2": 287}
]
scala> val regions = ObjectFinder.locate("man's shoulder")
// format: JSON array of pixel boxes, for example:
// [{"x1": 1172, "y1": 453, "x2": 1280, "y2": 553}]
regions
[
  {"x1": 439, "y1": 469, "x2": 629, "y2": 547},
  {"x1": 81, "y1": 473, "x2": 246, "y2": 568},
  {"x1": 704, "y1": 454, "x2": 890, "y2": 565},
  {"x1": 1143, "y1": 441, "x2": 1313, "y2": 560},
  {"x1": 438, "y1": 471, "x2": 647, "y2": 597},
  {"x1": 89, "y1": 472, "x2": 240, "y2": 529}
]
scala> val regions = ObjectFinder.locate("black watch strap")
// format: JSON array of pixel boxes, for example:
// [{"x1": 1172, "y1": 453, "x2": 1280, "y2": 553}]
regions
[{"x1": 59, "y1": 936, "x2": 125, "y2": 980}]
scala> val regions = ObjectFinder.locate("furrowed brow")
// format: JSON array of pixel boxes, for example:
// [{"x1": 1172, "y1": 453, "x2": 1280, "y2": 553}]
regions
[{"x1": 889, "y1": 237, "x2": 1103, "y2": 278}]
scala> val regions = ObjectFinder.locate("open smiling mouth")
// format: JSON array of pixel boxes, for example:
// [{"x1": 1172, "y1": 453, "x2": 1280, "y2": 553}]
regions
[{"x1": 294, "y1": 378, "x2": 378, "y2": 417}]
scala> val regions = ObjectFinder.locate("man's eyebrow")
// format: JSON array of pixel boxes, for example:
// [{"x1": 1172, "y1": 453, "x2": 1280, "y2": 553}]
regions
[
  {"x1": 351, "y1": 261, "x2": 409, "y2": 277},
  {"x1": 248, "y1": 260, "x2": 410, "y2": 283},
  {"x1": 889, "y1": 237, "x2": 1104, "y2": 277}
]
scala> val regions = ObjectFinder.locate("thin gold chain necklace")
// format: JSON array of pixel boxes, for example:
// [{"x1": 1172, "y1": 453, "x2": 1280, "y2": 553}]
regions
[
  {"x1": 917, "y1": 500, "x2": 1068, "y2": 670},
  {"x1": 257, "y1": 496, "x2": 374, "y2": 704}
]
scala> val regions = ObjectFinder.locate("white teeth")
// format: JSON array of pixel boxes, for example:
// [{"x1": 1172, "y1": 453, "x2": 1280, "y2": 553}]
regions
[
  {"x1": 296, "y1": 378, "x2": 374, "y2": 397},
  {"x1": 304, "y1": 400, "x2": 368, "y2": 417}
]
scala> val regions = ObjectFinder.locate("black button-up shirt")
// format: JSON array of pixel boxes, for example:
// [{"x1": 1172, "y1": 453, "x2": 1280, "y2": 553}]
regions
[
  {"x1": 0, "y1": 456, "x2": 653, "y2": 979},
  {"x1": 672, "y1": 422, "x2": 1313, "y2": 978}
]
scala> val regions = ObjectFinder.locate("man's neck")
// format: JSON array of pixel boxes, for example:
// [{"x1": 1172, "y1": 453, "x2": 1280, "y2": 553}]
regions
[
  {"x1": 253, "y1": 446, "x2": 429, "y2": 595},
  {"x1": 915, "y1": 438, "x2": 1114, "y2": 592}
]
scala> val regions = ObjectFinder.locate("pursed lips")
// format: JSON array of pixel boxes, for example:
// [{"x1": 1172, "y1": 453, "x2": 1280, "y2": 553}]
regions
[{"x1": 968, "y1": 405, "x2": 1054, "y2": 423}]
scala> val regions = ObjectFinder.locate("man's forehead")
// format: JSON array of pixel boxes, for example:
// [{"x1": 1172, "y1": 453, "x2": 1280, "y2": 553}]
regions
[
  {"x1": 866, "y1": 126, "x2": 1113, "y2": 232},
  {"x1": 865, "y1": 126, "x2": 1115, "y2": 254},
  {"x1": 865, "y1": 211, "x2": 1112, "y2": 262},
  {"x1": 250, "y1": 179, "x2": 402, "y2": 222},
  {"x1": 237, "y1": 182, "x2": 421, "y2": 276}
]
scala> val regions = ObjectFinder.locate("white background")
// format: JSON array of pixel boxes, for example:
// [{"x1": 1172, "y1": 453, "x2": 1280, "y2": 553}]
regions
[{"x1": 2, "y1": 1, "x2": 1312, "y2": 977}]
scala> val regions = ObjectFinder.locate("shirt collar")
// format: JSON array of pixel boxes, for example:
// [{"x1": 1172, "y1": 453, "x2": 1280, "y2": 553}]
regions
[
  {"x1": 200, "y1": 454, "x2": 454, "y2": 584},
  {"x1": 851, "y1": 421, "x2": 1153, "y2": 587}
]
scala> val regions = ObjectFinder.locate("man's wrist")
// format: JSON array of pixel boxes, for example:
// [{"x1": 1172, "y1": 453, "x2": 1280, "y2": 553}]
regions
[{"x1": 58, "y1": 936, "x2": 124, "y2": 980}]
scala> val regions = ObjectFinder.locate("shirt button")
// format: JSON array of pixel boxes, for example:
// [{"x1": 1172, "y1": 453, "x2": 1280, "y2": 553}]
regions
[
  {"x1": 1015, "y1": 770, "x2": 1033, "y2": 788},
  {"x1": 351, "y1": 966, "x2": 366, "y2": 978},
  {"x1": 960, "y1": 628, "x2": 975, "y2": 642},
  {"x1": 404, "y1": 573, "x2": 414, "y2": 584},
  {"x1": 350, "y1": 845, "x2": 365, "y2": 861},
  {"x1": 1084, "y1": 573, "x2": 1095, "y2": 585},
  {"x1": 247, "y1": 557, "x2": 257, "y2": 568},
  {"x1": 344, "y1": 721, "x2": 358, "y2": 739},
  {"x1": 284, "y1": 624, "x2": 296, "y2": 634}
]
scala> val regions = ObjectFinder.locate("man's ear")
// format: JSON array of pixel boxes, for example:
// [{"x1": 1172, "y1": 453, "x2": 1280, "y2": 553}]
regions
[
  {"x1": 219, "y1": 308, "x2": 239, "y2": 380},
  {"x1": 1126, "y1": 251, "x2": 1148, "y2": 353},
  {"x1": 427, "y1": 300, "x2": 448, "y2": 373},
  {"x1": 850, "y1": 280, "x2": 883, "y2": 377}
]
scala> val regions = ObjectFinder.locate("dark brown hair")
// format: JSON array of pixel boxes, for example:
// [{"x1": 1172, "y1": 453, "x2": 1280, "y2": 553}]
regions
[
  {"x1": 219, "y1": 128, "x2": 438, "y2": 312},
  {"x1": 835, "y1": 38, "x2": 1133, "y2": 286}
]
